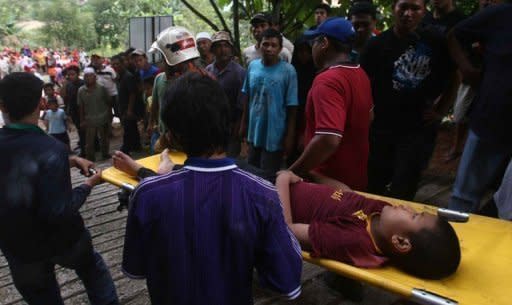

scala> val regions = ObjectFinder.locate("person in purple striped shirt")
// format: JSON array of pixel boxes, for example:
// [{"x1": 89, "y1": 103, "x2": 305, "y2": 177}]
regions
[{"x1": 122, "y1": 72, "x2": 302, "y2": 305}]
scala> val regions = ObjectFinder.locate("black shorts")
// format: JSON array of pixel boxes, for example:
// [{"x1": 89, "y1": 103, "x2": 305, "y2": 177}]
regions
[{"x1": 51, "y1": 132, "x2": 70, "y2": 145}]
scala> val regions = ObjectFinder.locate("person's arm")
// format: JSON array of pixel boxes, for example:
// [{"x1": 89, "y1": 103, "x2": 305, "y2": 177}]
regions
[
  {"x1": 148, "y1": 76, "x2": 160, "y2": 134},
  {"x1": 239, "y1": 69, "x2": 250, "y2": 139},
  {"x1": 112, "y1": 150, "x2": 160, "y2": 179},
  {"x1": 275, "y1": 171, "x2": 311, "y2": 246},
  {"x1": 447, "y1": 30, "x2": 480, "y2": 87},
  {"x1": 288, "y1": 78, "x2": 346, "y2": 176},
  {"x1": 447, "y1": 5, "x2": 497, "y2": 87},
  {"x1": 78, "y1": 90, "x2": 86, "y2": 129},
  {"x1": 426, "y1": 69, "x2": 460, "y2": 123},
  {"x1": 42, "y1": 110, "x2": 49, "y2": 129},
  {"x1": 254, "y1": 189, "x2": 303, "y2": 300},
  {"x1": 37, "y1": 149, "x2": 101, "y2": 223},
  {"x1": 289, "y1": 134, "x2": 341, "y2": 176},
  {"x1": 283, "y1": 106, "x2": 297, "y2": 157},
  {"x1": 283, "y1": 66, "x2": 299, "y2": 157}
]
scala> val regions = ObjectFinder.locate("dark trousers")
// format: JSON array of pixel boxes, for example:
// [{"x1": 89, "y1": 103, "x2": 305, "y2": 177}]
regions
[
  {"x1": 120, "y1": 117, "x2": 141, "y2": 154},
  {"x1": 367, "y1": 126, "x2": 438, "y2": 201},
  {"x1": 70, "y1": 108, "x2": 85, "y2": 153},
  {"x1": 248, "y1": 145, "x2": 283, "y2": 177},
  {"x1": 4, "y1": 231, "x2": 119, "y2": 305}
]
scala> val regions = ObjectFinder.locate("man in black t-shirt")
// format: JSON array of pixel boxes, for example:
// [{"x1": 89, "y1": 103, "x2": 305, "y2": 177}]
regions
[
  {"x1": 111, "y1": 55, "x2": 144, "y2": 155},
  {"x1": 361, "y1": 0, "x2": 454, "y2": 200}
]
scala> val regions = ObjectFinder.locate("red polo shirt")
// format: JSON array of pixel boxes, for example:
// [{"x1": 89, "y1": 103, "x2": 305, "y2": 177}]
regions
[
  {"x1": 304, "y1": 65, "x2": 373, "y2": 190},
  {"x1": 290, "y1": 181, "x2": 389, "y2": 268}
]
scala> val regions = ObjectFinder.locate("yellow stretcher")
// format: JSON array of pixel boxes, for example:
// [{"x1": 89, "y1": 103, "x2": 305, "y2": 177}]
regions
[{"x1": 102, "y1": 154, "x2": 512, "y2": 305}]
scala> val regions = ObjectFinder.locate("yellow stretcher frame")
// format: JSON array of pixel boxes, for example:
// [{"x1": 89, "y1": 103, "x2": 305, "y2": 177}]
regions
[{"x1": 102, "y1": 153, "x2": 512, "y2": 305}]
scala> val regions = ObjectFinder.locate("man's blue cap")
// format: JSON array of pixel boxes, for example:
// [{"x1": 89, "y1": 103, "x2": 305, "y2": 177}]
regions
[{"x1": 304, "y1": 17, "x2": 355, "y2": 43}]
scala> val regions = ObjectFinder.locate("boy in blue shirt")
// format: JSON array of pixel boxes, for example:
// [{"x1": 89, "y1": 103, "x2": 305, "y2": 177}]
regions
[
  {"x1": 42, "y1": 97, "x2": 70, "y2": 149},
  {"x1": 122, "y1": 72, "x2": 302, "y2": 305},
  {"x1": 240, "y1": 28, "x2": 298, "y2": 175}
]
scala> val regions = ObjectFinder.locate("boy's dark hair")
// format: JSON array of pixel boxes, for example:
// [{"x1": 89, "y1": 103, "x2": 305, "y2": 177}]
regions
[
  {"x1": 0, "y1": 73, "x2": 43, "y2": 121},
  {"x1": 43, "y1": 82, "x2": 54, "y2": 89},
  {"x1": 65, "y1": 65, "x2": 80, "y2": 74},
  {"x1": 349, "y1": 1, "x2": 377, "y2": 19},
  {"x1": 47, "y1": 97, "x2": 58, "y2": 105},
  {"x1": 395, "y1": 218, "x2": 461, "y2": 279},
  {"x1": 260, "y1": 28, "x2": 283, "y2": 47},
  {"x1": 315, "y1": 3, "x2": 331, "y2": 14},
  {"x1": 161, "y1": 72, "x2": 230, "y2": 157}
]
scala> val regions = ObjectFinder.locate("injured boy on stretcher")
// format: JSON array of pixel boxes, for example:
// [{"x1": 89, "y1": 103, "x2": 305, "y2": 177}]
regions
[
  {"x1": 112, "y1": 152, "x2": 461, "y2": 280},
  {"x1": 275, "y1": 170, "x2": 461, "y2": 280}
]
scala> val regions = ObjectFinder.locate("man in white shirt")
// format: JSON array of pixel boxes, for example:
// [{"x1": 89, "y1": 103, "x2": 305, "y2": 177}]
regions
[
  {"x1": 90, "y1": 54, "x2": 118, "y2": 119},
  {"x1": 242, "y1": 12, "x2": 292, "y2": 65}
]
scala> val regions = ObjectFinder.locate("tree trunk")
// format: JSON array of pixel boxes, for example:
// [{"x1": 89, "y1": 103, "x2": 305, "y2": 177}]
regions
[
  {"x1": 233, "y1": 0, "x2": 241, "y2": 57},
  {"x1": 209, "y1": 0, "x2": 230, "y2": 31}
]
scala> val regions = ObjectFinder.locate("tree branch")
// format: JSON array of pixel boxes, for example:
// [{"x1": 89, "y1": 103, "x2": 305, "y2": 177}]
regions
[
  {"x1": 180, "y1": 0, "x2": 220, "y2": 32},
  {"x1": 233, "y1": 0, "x2": 241, "y2": 56},
  {"x1": 282, "y1": 1, "x2": 307, "y2": 31},
  {"x1": 209, "y1": 0, "x2": 230, "y2": 31}
]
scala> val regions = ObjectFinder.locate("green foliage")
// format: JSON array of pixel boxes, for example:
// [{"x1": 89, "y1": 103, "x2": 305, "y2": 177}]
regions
[
  {"x1": 37, "y1": 0, "x2": 97, "y2": 49},
  {"x1": 0, "y1": 0, "x2": 492, "y2": 52},
  {"x1": 88, "y1": 0, "x2": 178, "y2": 49}
]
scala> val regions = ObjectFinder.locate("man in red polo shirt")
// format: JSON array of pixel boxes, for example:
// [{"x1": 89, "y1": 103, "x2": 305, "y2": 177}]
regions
[{"x1": 289, "y1": 17, "x2": 373, "y2": 191}]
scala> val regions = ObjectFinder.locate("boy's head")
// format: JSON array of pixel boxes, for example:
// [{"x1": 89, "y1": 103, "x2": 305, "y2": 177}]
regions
[
  {"x1": 314, "y1": 3, "x2": 331, "y2": 25},
  {"x1": 65, "y1": 65, "x2": 80, "y2": 82},
  {"x1": 349, "y1": 2, "x2": 377, "y2": 45},
  {"x1": 0, "y1": 72, "x2": 43, "y2": 122},
  {"x1": 250, "y1": 12, "x2": 272, "y2": 41},
  {"x1": 161, "y1": 72, "x2": 230, "y2": 157},
  {"x1": 47, "y1": 97, "x2": 59, "y2": 111},
  {"x1": 43, "y1": 83, "x2": 54, "y2": 96},
  {"x1": 259, "y1": 28, "x2": 283, "y2": 62},
  {"x1": 379, "y1": 205, "x2": 461, "y2": 279}
]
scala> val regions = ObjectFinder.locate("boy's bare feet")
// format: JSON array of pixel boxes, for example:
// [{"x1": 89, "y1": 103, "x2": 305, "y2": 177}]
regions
[{"x1": 157, "y1": 149, "x2": 175, "y2": 174}]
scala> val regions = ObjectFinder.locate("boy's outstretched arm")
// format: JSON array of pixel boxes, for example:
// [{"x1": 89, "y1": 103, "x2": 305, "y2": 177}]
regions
[{"x1": 275, "y1": 170, "x2": 311, "y2": 249}]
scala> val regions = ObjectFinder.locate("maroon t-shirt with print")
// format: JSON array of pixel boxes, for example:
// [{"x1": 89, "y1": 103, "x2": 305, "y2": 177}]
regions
[{"x1": 290, "y1": 181, "x2": 389, "y2": 268}]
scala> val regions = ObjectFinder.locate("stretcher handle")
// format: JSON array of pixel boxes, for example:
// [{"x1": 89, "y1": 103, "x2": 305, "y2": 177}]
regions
[
  {"x1": 411, "y1": 288, "x2": 458, "y2": 305},
  {"x1": 437, "y1": 208, "x2": 469, "y2": 223}
]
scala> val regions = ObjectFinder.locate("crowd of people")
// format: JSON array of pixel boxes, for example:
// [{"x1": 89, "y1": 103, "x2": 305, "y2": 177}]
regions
[{"x1": 0, "y1": 0, "x2": 511, "y2": 304}]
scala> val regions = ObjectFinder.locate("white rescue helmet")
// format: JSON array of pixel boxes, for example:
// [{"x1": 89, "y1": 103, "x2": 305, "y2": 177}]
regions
[{"x1": 148, "y1": 26, "x2": 200, "y2": 66}]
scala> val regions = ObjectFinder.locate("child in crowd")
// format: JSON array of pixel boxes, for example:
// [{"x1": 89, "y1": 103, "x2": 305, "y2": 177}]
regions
[
  {"x1": 42, "y1": 82, "x2": 64, "y2": 109},
  {"x1": 275, "y1": 170, "x2": 461, "y2": 279},
  {"x1": 42, "y1": 97, "x2": 70, "y2": 149},
  {"x1": 122, "y1": 72, "x2": 302, "y2": 305}
]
